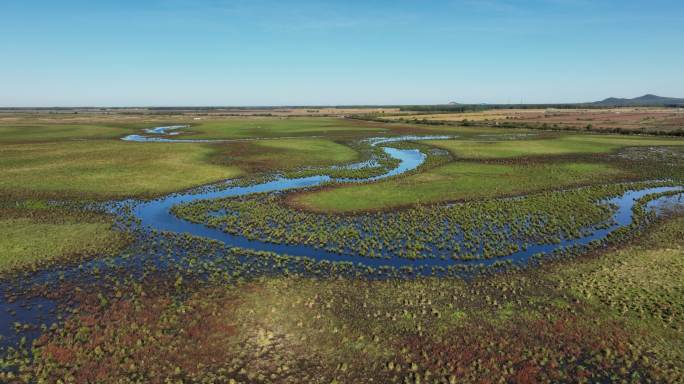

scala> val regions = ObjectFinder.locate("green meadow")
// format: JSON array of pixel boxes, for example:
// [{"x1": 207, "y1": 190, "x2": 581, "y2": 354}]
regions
[
  {"x1": 0, "y1": 124, "x2": 135, "y2": 143},
  {"x1": 182, "y1": 117, "x2": 387, "y2": 139},
  {"x1": 0, "y1": 118, "x2": 375, "y2": 199},
  {"x1": 426, "y1": 134, "x2": 684, "y2": 159},
  {"x1": 21, "y1": 218, "x2": 684, "y2": 382},
  {"x1": 0, "y1": 201, "x2": 128, "y2": 274},
  {"x1": 290, "y1": 161, "x2": 628, "y2": 212},
  {"x1": 0, "y1": 141, "x2": 243, "y2": 200},
  {"x1": 0, "y1": 218, "x2": 125, "y2": 273},
  {"x1": 210, "y1": 138, "x2": 360, "y2": 173}
]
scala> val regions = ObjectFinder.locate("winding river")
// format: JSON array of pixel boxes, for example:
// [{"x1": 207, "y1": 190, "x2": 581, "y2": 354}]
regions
[{"x1": 123, "y1": 127, "x2": 683, "y2": 270}]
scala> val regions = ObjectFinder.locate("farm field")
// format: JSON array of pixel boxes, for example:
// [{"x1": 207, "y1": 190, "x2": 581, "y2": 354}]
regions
[
  {"x1": 1, "y1": 112, "x2": 683, "y2": 383},
  {"x1": 383, "y1": 107, "x2": 684, "y2": 133}
]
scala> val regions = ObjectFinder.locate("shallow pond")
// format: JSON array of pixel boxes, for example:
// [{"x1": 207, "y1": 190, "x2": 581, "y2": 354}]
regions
[{"x1": 144, "y1": 125, "x2": 188, "y2": 135}]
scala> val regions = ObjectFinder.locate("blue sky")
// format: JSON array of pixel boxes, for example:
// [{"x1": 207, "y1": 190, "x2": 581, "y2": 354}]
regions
[{"x1": 1, "y1": 0, "x2": 682, "y2": 106}]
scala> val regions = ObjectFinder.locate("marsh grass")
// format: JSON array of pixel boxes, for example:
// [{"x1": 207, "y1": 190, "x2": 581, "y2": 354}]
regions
[
  {"x1": 426, "y1": 135, "x2": 684, "y2": 159},
  {"x1": 562, "y1": 216, "x2": 684, "y2": 332},
  {"x1": 209, "y1": 138, "x2": 360, "y2": 174},
  {"x1": 20, "y1": 217, "x2": 684, "y2": 383},
  {"x1": 185, "y1": 117, "x2": 387, "y2": 139},
  {"x1": 2, "y1": 114, "x2": 684, "y2": 383},
  {"x1": 0, "y1": 204, "x2": 129, "y2": 274},
  {"x1": 173, "y1": 183, "x2": 639, "y2": 261}
]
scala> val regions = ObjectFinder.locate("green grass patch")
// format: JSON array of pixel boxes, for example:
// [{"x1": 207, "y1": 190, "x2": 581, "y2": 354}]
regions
[
  {"x1": 0, "y1": 117, "x2": 386, "y2": 143},
  {"x1": 211, "y1": 138, "x2": 359, "y2": 173},
  {"x1": 256, "y1": 138, "x2": 358, "y2": 163},
  {"x1": 0, "y1": 219, "x2": 116, "y2": 273},
  {"x1": 186, "y1": 117, "x2": 386, "y2": 139},
  {"x1": 0, "y1": 141, "x2": 243, "y2": 199},
  {"x1": 291, "y1": 161, "x2": 628, "y2": 212},
  {"x1": 426, "y1": 134, "x2": 684, "y2": 159},
  {"x1": 561, "y1": 216, "x2": 684, "y2": 331},
  {"x1": 0, "y1": 208, "x2": 126, "y2": 274},
  {"x1": 0, "y1": 124, "x2": 137, "y2": 143},
  {"x1": 0, "y1": 118, "x2": 372, "y2": 199}
]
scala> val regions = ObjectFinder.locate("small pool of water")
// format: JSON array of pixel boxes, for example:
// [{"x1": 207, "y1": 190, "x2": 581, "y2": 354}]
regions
[
  {"x1": 144, "y1": 125, "x2": 188, "y2": 135},
  {"x1": 121, "y1": 134, "x2": 218, "y2": 143},
  {"x1": 646, "y1": 192, "x2": 684, "y2": 215}
]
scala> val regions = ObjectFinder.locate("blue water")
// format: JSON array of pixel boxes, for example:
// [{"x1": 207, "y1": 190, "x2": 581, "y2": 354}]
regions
[
  {"x1": 122, "y1": 125, "x2": 206, "y2": 142},
  {"x1": 132, "y1": 183, "x2": 683, "y2": 270},
  {"x1": 646, "y1": 193, "x2": 684, "y2": 215},
  {"x1": 144, "y1": 125, "x2": 188, "y2": 135},
  {"x1": 121, "y1": 134, "x2": 218, "y2": 143},
  {"x1": 126, "y1": 136, "x2": 443, "y2": 263}
]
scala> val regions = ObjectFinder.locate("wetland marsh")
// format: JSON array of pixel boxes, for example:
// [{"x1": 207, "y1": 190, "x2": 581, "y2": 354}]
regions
[{"x1": 1, "y1": 112, "x2": 683, "y2": 383}]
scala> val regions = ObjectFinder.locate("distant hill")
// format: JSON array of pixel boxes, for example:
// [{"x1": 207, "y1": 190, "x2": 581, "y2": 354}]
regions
[{"x1": 592, "y1": 94, "x2": 684, "y2": 107}]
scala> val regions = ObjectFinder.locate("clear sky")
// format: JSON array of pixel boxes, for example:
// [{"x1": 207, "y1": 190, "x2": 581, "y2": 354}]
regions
[{"x1": 1, "y1": 0, "x2": 682, "y2": 106}]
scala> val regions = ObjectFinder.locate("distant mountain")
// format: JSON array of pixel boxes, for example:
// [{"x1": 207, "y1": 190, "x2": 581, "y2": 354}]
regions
[{"x1": 592, "y1": 94, "x2": 684, "y2": 107}]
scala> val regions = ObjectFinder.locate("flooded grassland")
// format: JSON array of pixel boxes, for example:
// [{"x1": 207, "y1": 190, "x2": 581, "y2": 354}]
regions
[{"x1": 1, "y1": 115, "x2": 683, "y2": 383}]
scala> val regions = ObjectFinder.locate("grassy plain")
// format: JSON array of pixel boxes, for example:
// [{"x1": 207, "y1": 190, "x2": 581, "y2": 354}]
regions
[
  {"x1": 0, "y1": 204, "x2": 128, "y2": 274},
  {"x1": 0, "y1": 115, "x2": 531, "y2": 200},
  {"x1": 290, "y1": 161, "x2": 628, "y2": 212},
  {"x1": 0, "y1": 141, "x2": 243, "y2": 200},
  {"x1": 186, "y1": 117, "x2": 386, "y2": 139},
  {"x1": 0, "y1": 124, "x2": 136, "y2": 143},
  {"x1": 0, "y1": 117, "x2": 393, "y2": 199},
  {"x1": 426, "y1": 134, "x2": 684, "y2": 159},
  {"x1": 211, "y1": 138, "x2": 359, "y2": 173},
  {"x1": 1, "y1": 115, "x2": 681, "y2": 238}
]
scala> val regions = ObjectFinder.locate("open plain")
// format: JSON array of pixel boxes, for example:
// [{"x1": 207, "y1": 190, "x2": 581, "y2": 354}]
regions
[{"x1": 382, "y1": 107, "x2": 684, "y2": 134}]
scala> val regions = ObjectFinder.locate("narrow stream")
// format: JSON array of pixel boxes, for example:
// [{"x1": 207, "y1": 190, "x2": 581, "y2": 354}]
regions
[
  {"x1": 132, "y1": 184, "x2": 683, "y2": 269},
  {"x1": 123, "y1": 128, "x2": 683, "y2": 271}
]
